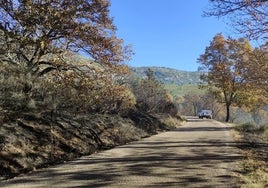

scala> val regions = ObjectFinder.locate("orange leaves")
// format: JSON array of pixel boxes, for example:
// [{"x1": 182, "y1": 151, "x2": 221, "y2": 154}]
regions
[
  {"x1": 0, "y1": 1, "x2": 134, "y2": 116},
  {"x1": 198, "y1": 34, "x2": 253, "y2": 92},
  {"x1": 197, "y1": 34, "x2": 266, "y2": 121},
  {"x1": 0, "y1": 0, "x2": 131, "y2": 79},
  {"x1": 38, "y1": 56, "x2": 134, "y2": 114}
]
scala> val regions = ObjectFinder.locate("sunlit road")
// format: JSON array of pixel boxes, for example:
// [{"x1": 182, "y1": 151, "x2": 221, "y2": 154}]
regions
[{"x1": 1, "y1": 117, "x2": 241, "y2": 187}]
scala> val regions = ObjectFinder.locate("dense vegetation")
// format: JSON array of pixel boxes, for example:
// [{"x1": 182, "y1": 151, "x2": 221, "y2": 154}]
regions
[
  {"x1": 130, "y1": 66, "x2": 202, "y2": 85},
  {"x1": 0, "y1": 0, "x2": 180, "y2": 179},
  {"x1": 129, "y1": 66, "x2": 268, "y2": 125}
]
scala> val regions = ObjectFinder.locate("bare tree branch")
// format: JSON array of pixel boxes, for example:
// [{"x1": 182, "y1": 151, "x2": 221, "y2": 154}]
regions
[{"x1": 205, "y1": 0, "x2": 268, "y2": 40}]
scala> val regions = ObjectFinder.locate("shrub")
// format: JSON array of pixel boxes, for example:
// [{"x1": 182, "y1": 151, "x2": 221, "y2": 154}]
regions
[
  {"x1": 0, "y1": 58, "x2": 134, "y2": 118},
  {"x1": 0, "y1": 64, "x2": 40, "y2": 116},
  {"x1": 235, "y1": 123, "x2": 267, "y2": 134},
  {"x1": 235, "y1": 123, "x2": 257, "y2": 133}
]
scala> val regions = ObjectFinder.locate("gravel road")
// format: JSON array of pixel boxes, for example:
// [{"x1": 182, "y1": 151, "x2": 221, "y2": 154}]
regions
[{"x1": 1, "y1": 117, "x2": 241, "y2": 187}]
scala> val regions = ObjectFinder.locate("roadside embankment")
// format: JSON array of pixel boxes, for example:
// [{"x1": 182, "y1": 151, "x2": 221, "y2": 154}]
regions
[{"x1": 0, "y1": 111, "x2": 182, "y2": 180}]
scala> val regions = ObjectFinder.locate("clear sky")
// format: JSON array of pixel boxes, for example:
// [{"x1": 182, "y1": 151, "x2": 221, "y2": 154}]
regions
[{"x1": 109, "y1": 0, "x2": 235, "y2": 71}]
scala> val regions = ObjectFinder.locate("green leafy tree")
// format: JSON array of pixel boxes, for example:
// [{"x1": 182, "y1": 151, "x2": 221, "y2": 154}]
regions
[{"x1": 198, "y1": 34, "x2": 254, "y2": 122}]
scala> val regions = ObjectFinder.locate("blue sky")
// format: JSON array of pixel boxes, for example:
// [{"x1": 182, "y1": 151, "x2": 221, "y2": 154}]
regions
[{"x1": 109, "y1": 0, "x2": 235, "y2": 71}]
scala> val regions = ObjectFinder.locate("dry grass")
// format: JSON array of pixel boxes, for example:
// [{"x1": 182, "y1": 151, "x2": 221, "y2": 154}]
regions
[
  {"x1": 162, "y1": 116, "x2": 183, "y2": 128},
  {"x1": 240, "y1": 157, "x2": 268, "y2": 188},
  {"x1": 232, "y1": 123, "x2": 268, "y2": 188},
  {"x1": 152, "y1": 113, "x2": 183, "y2": 130}
]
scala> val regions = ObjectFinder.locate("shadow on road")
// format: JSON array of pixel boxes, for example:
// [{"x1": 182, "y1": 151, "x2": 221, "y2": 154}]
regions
[
  {"x1": 175, "y1": 126, "x2": 230, "y2": 132},
  {"x1": 2, "y1": 138, "x2": 242, "y2": 187},
  {"x1": 3, "y1": 149, "x2": 241, "y2": 187},
  {"x1": 1, "y1": 118, "x2": 242, "y2": 188}
]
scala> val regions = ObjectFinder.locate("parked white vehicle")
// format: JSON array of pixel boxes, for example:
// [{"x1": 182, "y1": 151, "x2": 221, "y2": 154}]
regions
[{"x1": 198, "y1": 109, "x2": 213, "y2": 119}]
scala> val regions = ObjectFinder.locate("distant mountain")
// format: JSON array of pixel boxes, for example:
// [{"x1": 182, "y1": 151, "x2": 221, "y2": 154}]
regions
[{"x1": 130, "y1": 66, "x2": 202, "y2": 85}]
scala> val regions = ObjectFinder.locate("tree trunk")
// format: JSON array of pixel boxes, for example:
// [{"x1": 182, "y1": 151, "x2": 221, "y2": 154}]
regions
[
  {"x1": 193, "y1": 103, "x2": 197, "y2": 116},
  {"x1": 225, "y1": 103, "x2": 231, "y2": 122},
  {"x1": 225, "y1": 107, "x2": 229, "y2": 122},
  {"x1": 224, "y1": 91, "x2": 234, "y2": 122}
]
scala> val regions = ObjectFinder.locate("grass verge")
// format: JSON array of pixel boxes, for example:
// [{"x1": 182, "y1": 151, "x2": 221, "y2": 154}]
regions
[{"x1": 233, "y1": 123, "x2": 268, "y2": 188}]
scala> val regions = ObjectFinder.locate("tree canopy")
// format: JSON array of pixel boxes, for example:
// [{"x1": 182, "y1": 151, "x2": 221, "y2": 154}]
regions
[
  {"x1": 0, "y1": 0, "x2": 132, "y2": 77},
  {"x1": 245, "y1": 45, "x2": 268, "y2": 96},
  {"x1": 198, "y1": 34, "x2": 256, "y2": 122},
  {"x1": 0, "y1": 0, "x2": 134, "y2": 116},
  {"x1": 205, "y1": 0, "x2": 268, "y2": 40}
]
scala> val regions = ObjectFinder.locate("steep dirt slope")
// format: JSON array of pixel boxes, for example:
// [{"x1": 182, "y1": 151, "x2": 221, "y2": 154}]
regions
[{"x1": 0, "y1": 111, "x2": 181, "y2": 180}]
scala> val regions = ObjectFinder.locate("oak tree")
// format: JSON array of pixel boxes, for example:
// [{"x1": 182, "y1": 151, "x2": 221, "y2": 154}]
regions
[
  {"x1": 0, "y1": 0, "x2": 131, "y2": 74},
  {"x1": 198, "y1": 34, "x2": 253, "y2": 122},
  {"x1": 0, "y1": 0, "x2": 132, "y2": 115},
  {"x1": 245, "y1": 45, "x2": 268, "y2": 96}
]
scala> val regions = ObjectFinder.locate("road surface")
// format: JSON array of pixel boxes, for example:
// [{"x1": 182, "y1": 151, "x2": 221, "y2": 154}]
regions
[{"x1": 1, "y1": 117, "x2": 241, "y2": 187}]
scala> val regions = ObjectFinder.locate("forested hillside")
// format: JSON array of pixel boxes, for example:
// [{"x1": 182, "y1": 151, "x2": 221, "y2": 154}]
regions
[{"x1": 130, "y1": 67, "x2": 202, "y2": 85}]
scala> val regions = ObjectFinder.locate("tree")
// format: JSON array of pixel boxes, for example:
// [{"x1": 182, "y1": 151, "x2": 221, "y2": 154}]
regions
[
  {"x1": 0, "y1": 0, "x2": 131, "y2": 79},
  {"x1": 131, "y1": 68, "x2": 177, "y2": 115},
  {"x1": 0, "y1": 0, "x2": 133, "y2": 116},
  {"x1": 183, "y1": 94, "x2": 202, "y2": 116},
  {"x1": 198, "y1": 34, "x2": 253, "y2": 122},
  {"x1": 182, "y1": 89, "x2": 223, "y2": 119},
  {"x1": 199, "y1": 89, "x2": 224, "y2": 120},
  {"x1": 245, "y1": 44, "x2": 268, "y2": 96},
  {"x1": 205, "y1": 0, "x2": 268, "y2": 40}
]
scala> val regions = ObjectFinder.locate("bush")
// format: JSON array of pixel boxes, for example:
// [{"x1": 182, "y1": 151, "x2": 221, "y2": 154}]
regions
[
  {"x1": 235, "y1": 123, "x2": 267, "y2": 134},
  {"x1": 0, "y1": 64, "x2": 40, "y2": 116},
  {"x1": 235, "y1": 123, "x2": 257, "y2": 133},
  {"x1": 39, "y1": 68, "x2": 136, "y2": 115},
  {"x1": 0, "y1": 59, "x2": 135, "y2": 118}
]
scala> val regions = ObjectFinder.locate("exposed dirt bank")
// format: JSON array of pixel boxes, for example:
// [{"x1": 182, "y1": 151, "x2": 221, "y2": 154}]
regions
[{"x1": 0, "y1": 111, "x2": 182, "y2": 180}]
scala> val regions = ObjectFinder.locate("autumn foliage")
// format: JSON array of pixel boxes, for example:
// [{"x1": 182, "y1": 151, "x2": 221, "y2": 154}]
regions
[
  {"x1": 198, "y1": 34, "x2": 267, "y2": 122},
  {"x1": 0, "y1": 0, "x2": 136, "y2": 119},
  {"x1": 0, "y1": 0, "x2": 178, "y2": 123}
]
